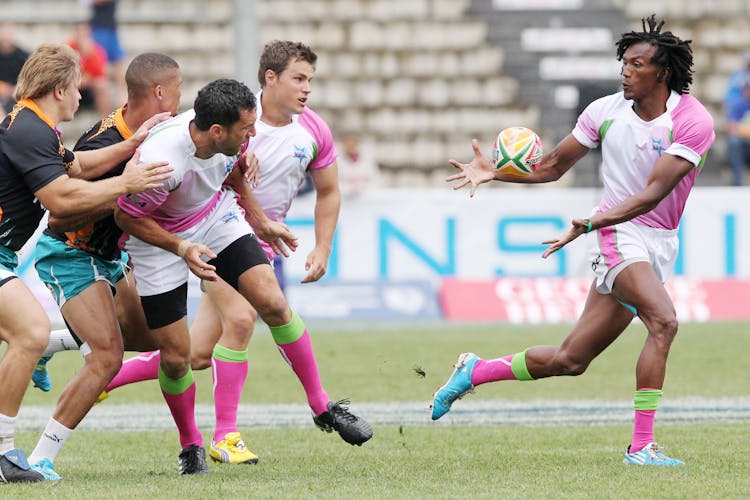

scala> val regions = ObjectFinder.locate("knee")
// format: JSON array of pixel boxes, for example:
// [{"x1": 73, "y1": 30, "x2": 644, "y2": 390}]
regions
[
  {"x1": 648, "y1": 314, "x2": 679, "y2": 347},
  {"x1": 161, "y1": 349, "x2": 190, "y2": 377},
  {"x1": 13, "y1": 320, "x2": 50, "y2": 357},
  {"x1": 255, "y1": 292, "x2": 289, "y2": 325},
  {"x1": 222, "y1": 308, "x2": 255, "y2": 339},
  {"x1": 87, "y1": 346, "x2": 124, "y2": 380}
]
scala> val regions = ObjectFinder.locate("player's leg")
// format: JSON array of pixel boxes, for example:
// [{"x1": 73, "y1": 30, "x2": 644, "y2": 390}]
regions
[
  {"x1": 141, "y1": 284, "x2": 207, "y2": 475},
  {"x1": 214, "y1": 235, "x2": 372, "y2": 446},
  {"x1": 199, "y1": 281, "x2": 259, "y2": 464},
  {"x1": 431, "y1": 282, "x2": 635, "y2": 420},
  {"x1": 29, "y1": 280, "x2": 123, "y2": 480},
  {"x1": 115, "y1": 269, "x2": 159, "y2": 352},
  {"x1": 0, "y1": 274, "x2": 47, "y2": 483},
  {"x1": 612, "y1": 262, "x2": 684, "y2": 466}
]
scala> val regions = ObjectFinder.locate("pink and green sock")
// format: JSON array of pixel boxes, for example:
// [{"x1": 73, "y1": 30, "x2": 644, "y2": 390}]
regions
[
  {"x1": 159, "y1": 366, "x2": 202, "y2": 449},
  {"x1": 471, "y1": 350, "x2": 535, "y2": 386},
  {"x1": 270, "y1": 309, "x2": 329, "y2": 416},
  {"x1": 106, "y1": 351, "x2": 160, "y2": 392},
  {"x1": 211, "y1": 344, "x2": 248, "y2": 444},
  {"x1": 630, "y1": 388, "x2": 662, "y2": 453}
]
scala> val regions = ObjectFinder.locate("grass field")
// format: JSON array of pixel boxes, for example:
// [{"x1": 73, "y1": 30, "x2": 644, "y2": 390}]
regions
[{"x1": 6, "y1": 321, "x2": 750, "y2": 498}]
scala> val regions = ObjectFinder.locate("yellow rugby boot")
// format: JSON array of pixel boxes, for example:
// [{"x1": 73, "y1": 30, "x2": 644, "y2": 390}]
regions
[{"x1": 209, "y1": 432, "x2": 259, "y2": 465}]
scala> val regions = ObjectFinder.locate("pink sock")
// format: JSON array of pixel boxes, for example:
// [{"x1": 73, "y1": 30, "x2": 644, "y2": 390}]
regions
[
  {"x1": 106, "y1": 351, "x2": 160, "y2": 392},
  {"x1": 211, "y1": 357, "x2": 248, "y2": 443},
  {"x1": 471, "y1": 355, "x2": 516, "y2": 386},
  {"x1": 162, "y1": 383, "x2": 202, "y2": 449},
  {"x1": 630, "y1": 410, "x2": 656, "y2": 453},
  {"x1": 276, "y1": 330, "x2": 330, "y2": 416}
]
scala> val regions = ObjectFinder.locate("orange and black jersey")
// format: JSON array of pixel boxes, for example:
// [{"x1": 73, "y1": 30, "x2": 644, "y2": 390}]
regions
[
  {"x1": 43, "y1": 106, "x2": 133, "y2": 261},
  {"x1": 0, "y1": 100, "x2": 74, "y2": 252}
]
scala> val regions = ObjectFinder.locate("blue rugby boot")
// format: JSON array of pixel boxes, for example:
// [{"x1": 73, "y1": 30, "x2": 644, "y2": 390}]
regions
[
  {"x1": 32, "y1": 355, "x2": 53, "y2": 392},
  {"x1": 30, "y1": 458, "x2": 62, "y2": 481},
  {"x1": 430, "y1": 352, "x2": 479, "y2": 420},
  {"x1": 624, "y1": 442, "x2": 685, "y2": 466}
]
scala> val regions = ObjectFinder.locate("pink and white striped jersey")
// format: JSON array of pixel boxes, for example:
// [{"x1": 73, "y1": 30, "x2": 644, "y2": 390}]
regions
[
  {"x1": 572, "y1": 91, "x2": 715, "y2": 230},
  {"x1": 117, "y1": 109, "x2": 238, "y2": 233}
]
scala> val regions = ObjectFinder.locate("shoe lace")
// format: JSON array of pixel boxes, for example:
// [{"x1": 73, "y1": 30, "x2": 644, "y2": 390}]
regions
[{"x1": 329, "y1": 399, "x2": 358, "y2": 425}]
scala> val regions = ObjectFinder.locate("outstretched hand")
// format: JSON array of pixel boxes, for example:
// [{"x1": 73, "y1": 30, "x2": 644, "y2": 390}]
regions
[
  {"x1": 255, "y1": 220, "x2": 299, "y2": 258},
  {"x1": 541, "y1": 218, "x2": 590, "y2": 258},
  {"x1": 446, "y1": 139, "x2": 496, "y2": 197}
]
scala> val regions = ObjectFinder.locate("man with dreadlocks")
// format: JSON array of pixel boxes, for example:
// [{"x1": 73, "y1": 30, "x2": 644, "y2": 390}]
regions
[{"x1": 432, "y1": 15, "x2": 714, "y2": 466}]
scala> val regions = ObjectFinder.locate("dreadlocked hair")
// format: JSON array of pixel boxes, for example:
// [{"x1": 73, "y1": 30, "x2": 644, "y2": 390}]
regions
[{"x1": 615, "y1": 14, "x2": 694, "y2": 94}]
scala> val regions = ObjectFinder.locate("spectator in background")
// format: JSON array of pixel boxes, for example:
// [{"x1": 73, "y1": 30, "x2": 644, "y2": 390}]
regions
[
  {"x1": 724, "y1": 49, "x2": 750, "y2": 111},
  {"x1": 86, "y1": 0, "x2": 127, "y2": 103},
  {"x1": 725, "y1": 75, "x2": 750, "y2": 186},
  {"x1": 337, "y1": 131, "x2": 380, "y2": 197},
  {"x1": 0, "y1": 22, "x2": 29, "y2": 119},
  {"x1": 67, "y1": 23, "x2": 111, "y2": 118}
]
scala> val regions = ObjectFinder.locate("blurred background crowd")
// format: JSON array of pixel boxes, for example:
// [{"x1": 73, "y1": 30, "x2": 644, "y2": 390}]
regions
[{"x1": 2, "y1": 0, "x2": 749, "y2": 188}]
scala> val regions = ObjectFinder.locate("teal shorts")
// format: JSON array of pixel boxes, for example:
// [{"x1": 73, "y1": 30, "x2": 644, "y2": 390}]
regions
[
  {"x1": 34, "y1": 234, "x2": 126, "y2": 306},
  {"x1": 0, "y1": 245, "x2": 19, "y2": 284}
]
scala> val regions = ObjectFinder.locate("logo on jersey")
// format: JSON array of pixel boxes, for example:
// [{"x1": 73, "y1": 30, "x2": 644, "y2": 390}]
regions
[
  {"x1": 651, "y1": 137, "x2": 666, "y2": 156},
  {"x1": 292, "y1": 145, "x2": 309, "y2": 166},
  {"x1": 224, "y1": 158, "x2": 235, "y2": 176},
  {"x1": 220, "y1": 210, "x2": 240, "y2": 224}
]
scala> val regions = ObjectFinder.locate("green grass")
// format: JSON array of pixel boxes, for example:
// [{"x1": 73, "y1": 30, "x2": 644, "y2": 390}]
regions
[{"x1": 5, "y1": 322, "x2": 750, "y2": 497}]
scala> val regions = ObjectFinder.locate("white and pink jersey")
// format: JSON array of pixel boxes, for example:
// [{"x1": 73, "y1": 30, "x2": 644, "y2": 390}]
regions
[
  {"x1": 250, "y1": 91, "x2": 338, "y2": 258},
  {"x1": 117, "y1": 109, "x2": 238, "y2": 232},
  {"x1": 572, "y1": 91, "x2": 715, "y2": 229}
]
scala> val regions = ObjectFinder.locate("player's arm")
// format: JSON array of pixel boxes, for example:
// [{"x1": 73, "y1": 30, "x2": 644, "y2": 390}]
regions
[
  {"x1": 35, "y1": 151, "x2": 171, "y2": 217},
  {"x1": 303, "y1": 162, "x2": 341, "y2": 283},
  {"x1": 447, "y1": 135, "x2": 589, "y2": 197},
  {"x1": 114, "y1": 205, "x2": 219, "y2": 282},
  {"x1": 541, "y1": 153, "x2": 694, "y2": 258},
  {"x1": 73, "y1": 112, "x2": 172, "y2": 180},
  {"x1": 48, "y1": 202, "x2": 115, "y2": 232},
  {"x1": 587, "y1": 153, "x2": 694, "y2": 230},
  {"x1": 225, "y1": 165, "x2": 298, "y2": 257}
]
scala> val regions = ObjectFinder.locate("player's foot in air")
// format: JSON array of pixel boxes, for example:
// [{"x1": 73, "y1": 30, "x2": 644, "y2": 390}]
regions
[
  {"x1": 313, "y1": 399, "x2": 373, "y2": 446},
  {"x1": 0, "y1": 449, "x2": 44, "y2": 483},
  {"x1": 430, "y1": 352, "x2": 479, "y2": 420},
  {"x1": 178, "y1": 445, "x2": 209, "y2": 475},
  {"x1": 30, "y1": 458, "x2": 61, "y2": 481},
  {"x1": 623, "y1": 442, "x2": 684, "y2": 466},
  {"x1": 209, "y1": 432, "x2": 259, "y2": 464},
  {"x1": 32, "y1": 355, "x2": 53, "y2": 392}
]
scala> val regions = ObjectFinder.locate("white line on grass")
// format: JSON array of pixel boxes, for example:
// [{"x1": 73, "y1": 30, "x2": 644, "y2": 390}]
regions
[{"x1": 16, "y1": 397, "x2": 750, "y2": 431}]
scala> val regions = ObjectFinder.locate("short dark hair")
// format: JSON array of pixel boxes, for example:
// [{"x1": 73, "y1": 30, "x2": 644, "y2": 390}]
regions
[
  {"x1": 193, "y1": 78, "x2": 256, "y2": 131},
  {"x1": 616, "y1": 14, "x2": 694, "y2": 94},
  {"x1": 257, "y1": 40, "x2": 317, "y2": 87},
  {"x1": 125, "y1": 52, "x2": 179, "y2": 100}
]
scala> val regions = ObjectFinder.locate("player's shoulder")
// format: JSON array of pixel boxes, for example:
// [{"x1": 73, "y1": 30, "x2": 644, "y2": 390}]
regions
[
  {"x1": 297, "y1": 106, "x2": 333, "y2": 140},
  {"x1": 588, "y1": 91, "x2": 630, "y2": 114},
  {"x1": 673, "y1": 93, "x2": 714, "y2": 123},
  {"x1": 75, "y1": 114, "x2": 124, "y2": 151},
  {"x1": 4, "y1": 106, "x2": 56, "y2": 138}
]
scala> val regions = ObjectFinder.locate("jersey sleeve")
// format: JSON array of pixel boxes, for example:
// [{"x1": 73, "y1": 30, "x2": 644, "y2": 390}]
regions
[
  {"x1": 571, "y1": 97, "x2": 607, "y2": 149},
  {"x1": 666, "y1": 95, "x2": 715, "y2": 167},
  {"x1": 299, "y1": 108, "x2": 338, "y2": 170},
  {"x1": 2, "y1": 122, "x2": 68, "y2": 193}
]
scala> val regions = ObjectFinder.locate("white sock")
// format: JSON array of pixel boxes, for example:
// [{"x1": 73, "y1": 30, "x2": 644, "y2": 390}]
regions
[
  {"x1": 41, "y1": 329, "x2": 81, "y2": 357},
  {"x1": 29, "y1": 418, "x2": 73, "y2": 464},
  {"x1": 0, "y1": 413, "x2": 15, "y2": 454}
]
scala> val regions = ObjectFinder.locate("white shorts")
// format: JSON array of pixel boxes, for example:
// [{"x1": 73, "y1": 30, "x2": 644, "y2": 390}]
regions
[
  {"x1": 123, "y1": 190, "x2": 253, "y2": 296},
  {"x1": 587, "y1": 220, "x2": 679, "y2": 295}
]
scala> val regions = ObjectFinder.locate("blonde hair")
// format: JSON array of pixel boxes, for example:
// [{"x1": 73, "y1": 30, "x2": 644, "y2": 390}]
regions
[{"x1": 15, "y1": 44, "x2": 80, "y2": 101}]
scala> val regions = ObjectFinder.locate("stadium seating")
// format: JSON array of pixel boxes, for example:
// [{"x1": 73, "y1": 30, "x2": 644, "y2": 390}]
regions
[{"x1": 4, "y1": 0, "x2": 745, "y2": 186}]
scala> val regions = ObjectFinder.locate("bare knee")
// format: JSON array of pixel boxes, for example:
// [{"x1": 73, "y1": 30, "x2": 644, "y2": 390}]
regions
[
  {"x1": 10, "y1": 320, "x2": 50, "y2": 358},
  {"x1": 646, "y1": 313, "x2": 679, "y2": 349},
  {"x1": 255, "y1": 292, "x2": 290, "y2": 326},
  {"x1": 86, "y1": 346, "x2": 124, "y2": 380}
]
